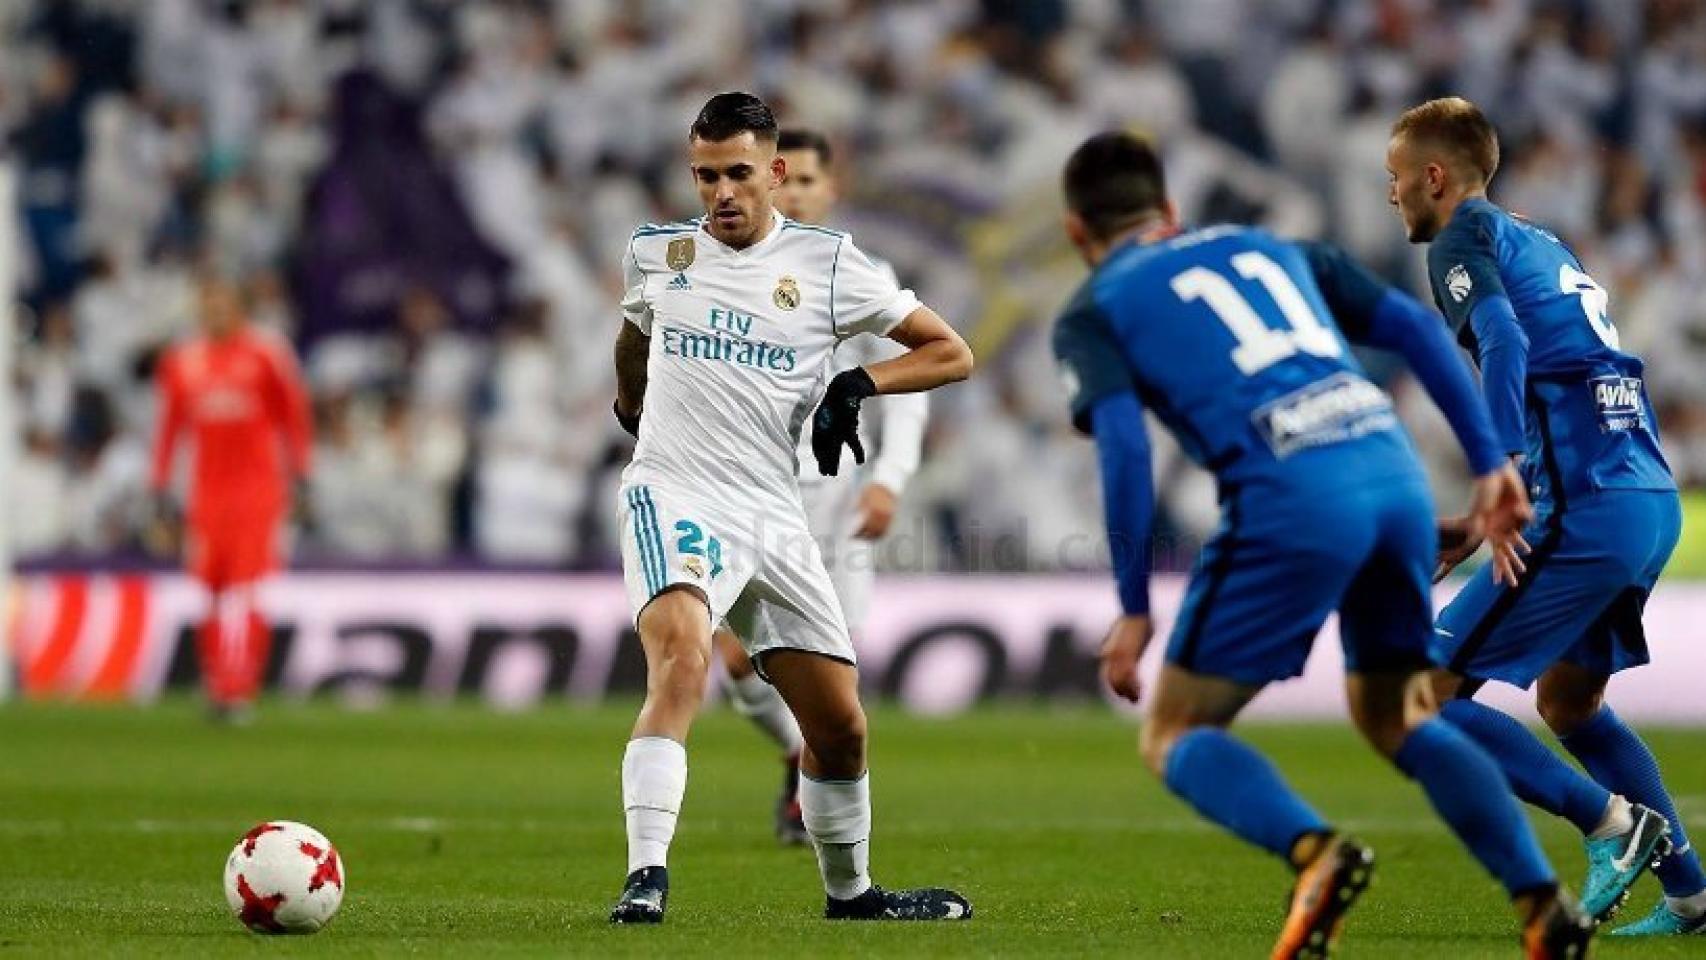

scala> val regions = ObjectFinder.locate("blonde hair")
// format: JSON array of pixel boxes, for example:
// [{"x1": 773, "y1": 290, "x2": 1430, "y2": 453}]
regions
[{"x1": 1392, "y1": 97, "x2": 1501, "y2": 184}]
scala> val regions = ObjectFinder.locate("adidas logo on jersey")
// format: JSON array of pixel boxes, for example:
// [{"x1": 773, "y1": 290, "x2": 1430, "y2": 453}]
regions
[{"x1": 667, "y1": 273, "x2": 692, "y2": 291}]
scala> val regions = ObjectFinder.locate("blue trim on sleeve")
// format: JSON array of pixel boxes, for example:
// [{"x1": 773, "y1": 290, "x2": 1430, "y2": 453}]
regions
[
  {"x1": 781, "y1": 219, "x2": 847, "y2": 239},
  {"x1": 828, "y1": 237, "x2": 843, "y2": 335},
  {"x1": 633, "y1": 218, "x2": 705, "y2": 237}
]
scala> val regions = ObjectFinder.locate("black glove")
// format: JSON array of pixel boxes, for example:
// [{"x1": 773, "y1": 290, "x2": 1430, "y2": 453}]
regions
[
  {"x1": 811, "y1": 368, "x2": 877, "y2": 476},
  {"x1": 614, "y1": 400, "x2": 642, "y2": 438}
]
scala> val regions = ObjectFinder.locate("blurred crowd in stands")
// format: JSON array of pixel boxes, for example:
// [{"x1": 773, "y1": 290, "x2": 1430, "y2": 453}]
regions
[{"x1": 4, "y1": 0, "x2": 1706, "y2": 571}]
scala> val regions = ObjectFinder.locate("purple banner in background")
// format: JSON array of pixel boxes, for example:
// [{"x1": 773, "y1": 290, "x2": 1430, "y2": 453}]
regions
[
  {"x1": 294, "y1": 71, "x2": 507, "y2": 345},
  {"x1": 6, "y1": 573, "x2": 1703, "y2": 722}
]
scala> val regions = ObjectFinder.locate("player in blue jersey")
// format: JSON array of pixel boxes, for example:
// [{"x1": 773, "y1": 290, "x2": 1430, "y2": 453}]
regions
[
  {"x1": 1054, "y1": 131, "x2": 1592, "y2": 959},
  {"x1": 1388, "y1": 96, "x2": 1704, "y2": 937}
]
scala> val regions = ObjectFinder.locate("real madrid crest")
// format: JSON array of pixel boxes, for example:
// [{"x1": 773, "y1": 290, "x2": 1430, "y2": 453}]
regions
[
  {"x1": 667, "y1": 236, "x2": 696, "y2": 272},
  {"x1": 773, "y1": 275, "x2": 801, "y2": 311}
]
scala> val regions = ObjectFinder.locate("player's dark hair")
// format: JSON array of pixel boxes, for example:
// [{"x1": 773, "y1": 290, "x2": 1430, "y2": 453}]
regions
[
  {"x1": 777, "y1": 128, "x2": 833, "y2": 168},
  {"x1": 690, "y1": 92, "x2": 779, "y2": 144},
  {"x1": 1392, "y1": 96, "x2": 1501, "y2": 183},
  {"x1": 1063, "y1": 131, "x2": 1168, "y2": 239}
]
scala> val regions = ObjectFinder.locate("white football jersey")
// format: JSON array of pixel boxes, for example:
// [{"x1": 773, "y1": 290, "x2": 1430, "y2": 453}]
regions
[{"x1": 621, "y1": 210, "x2": 920, "y2": 505}]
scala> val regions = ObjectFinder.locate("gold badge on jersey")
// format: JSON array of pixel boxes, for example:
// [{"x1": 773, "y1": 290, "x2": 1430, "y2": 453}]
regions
[
  {"x1": 666, "y1": 236, "x2": 696, "y2": 272},
  {"x1": 682, "y1": 556, "x2": 705, "y2": 579},
  {"x1": 773, "y1": 275, "x2": 801, "y2": 311}
]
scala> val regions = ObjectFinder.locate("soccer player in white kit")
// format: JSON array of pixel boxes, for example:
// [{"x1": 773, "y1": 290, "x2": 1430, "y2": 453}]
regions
[
  {"x1": 710, "y1": 128, "x2": 929, "y2": 845},
  {"x1": 608, "y1": 93, "x2": 973, "y2": 924}
]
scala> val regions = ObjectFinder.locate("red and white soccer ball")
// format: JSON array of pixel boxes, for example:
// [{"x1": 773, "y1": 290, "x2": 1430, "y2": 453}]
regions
[{"x1": 223, "y1": 820, "x2": 346, "y2": 934}]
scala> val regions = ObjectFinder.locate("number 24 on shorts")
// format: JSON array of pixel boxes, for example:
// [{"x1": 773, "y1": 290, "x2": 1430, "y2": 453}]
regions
[{"x1": 674, "y1": 520, "x2": 724, "y2": 579}]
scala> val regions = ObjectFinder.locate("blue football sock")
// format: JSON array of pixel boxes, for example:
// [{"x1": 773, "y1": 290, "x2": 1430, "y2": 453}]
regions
[
  {"x1": 1440, "y1": 698, "x2": 1610, "y2": 835},
  {"x1": 1560, "y1": 706, "x2": 1706, "y2": 898},
  {"x1": 1163, "y1": 727, "x2": 1329, "y2": 860},
  {"x1": 1395, "y1": 718, "x2": 1556, "y2": 897}
]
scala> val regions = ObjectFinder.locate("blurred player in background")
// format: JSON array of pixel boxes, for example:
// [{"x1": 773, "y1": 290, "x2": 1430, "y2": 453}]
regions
[
  {"x1": 607, "y1": 93, "x2": 972, "y2": 924},
  {"x1": 1389, "y1": 96, "x2": 1705, "y2": 937},
  {"x1": 152, "y1": 276, "x2": 312, "y2": 723},
  {"x1": 1054, "y1": 131, "x2": 1592, "y2": 958},
  {"x1": 710, "y1": 128, "x2": 929, "y2": 845}
]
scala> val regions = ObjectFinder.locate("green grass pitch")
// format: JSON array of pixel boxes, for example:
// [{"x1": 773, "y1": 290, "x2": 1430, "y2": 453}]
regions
[{"x1": 2, "y1": 700, "x2": 1702, "y2": 957}]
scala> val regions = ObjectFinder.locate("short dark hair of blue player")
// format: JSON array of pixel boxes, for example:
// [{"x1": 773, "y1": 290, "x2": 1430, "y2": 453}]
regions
[
  {"x1": 1063, "y1": 131, "x2": 1170, "y2": 239},
  {"x1": 778, "y1": 128, "x2": 832, "y2": 168},
  {"x1": 690, "y1": 92, "x2": 779, "y2": 144}
]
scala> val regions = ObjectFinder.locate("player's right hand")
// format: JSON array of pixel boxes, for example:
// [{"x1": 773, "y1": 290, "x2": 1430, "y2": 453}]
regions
[
  {"x1": 1466, "y1": 463, "x2": 1533, "y2": 588},
  {"x1": 1432, "y1": 515, "x2": 1483, "y2": 583},
  {"x1": 1100, "y1": 615, "x2": 1152, "y2": 704}
]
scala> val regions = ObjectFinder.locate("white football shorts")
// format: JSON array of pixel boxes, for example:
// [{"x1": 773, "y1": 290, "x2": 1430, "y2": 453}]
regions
[
  {"x1": 618, "y1": 481, "x2": 855, "y2": 670},
  {"x1": 795, "y1": 471, "x2": 875, "y2": 636}
]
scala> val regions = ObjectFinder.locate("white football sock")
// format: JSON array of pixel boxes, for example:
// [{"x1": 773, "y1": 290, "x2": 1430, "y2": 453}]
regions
[
  {"x1": 1667, "y1": 885, "x2": 1706, "y2": 920},
  {"x1": 800, "y1": 772, "x2": 872, "y2": 900},
  {"x1": 1588, "y1": 794, "x2": 1634, "y2": 840},
  {"x1": 728, "y1": 671, "x2": 804, "y2": 753},
  {"x1": 622, "y1": 737, "x2": 687, "y2": 875}
]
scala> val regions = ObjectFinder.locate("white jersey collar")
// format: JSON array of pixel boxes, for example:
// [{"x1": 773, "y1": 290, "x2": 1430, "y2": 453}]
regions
[{"x1": 700, "y1": 208, "x2": 786, "y2": 257}]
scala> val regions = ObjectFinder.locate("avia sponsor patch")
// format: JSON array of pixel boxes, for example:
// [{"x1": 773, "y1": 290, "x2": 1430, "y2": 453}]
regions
[
  {"x1": 1252, "y1": 372, "x2": 1398, "y2": 458},
  {"x1": 1588, "y1": 374, "x2": 1649, "y2": 433}
]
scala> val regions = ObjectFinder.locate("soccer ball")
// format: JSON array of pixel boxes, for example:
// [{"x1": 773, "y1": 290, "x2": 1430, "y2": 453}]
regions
[{"x1": 223, "y1": 820, "x2": 346, "y2": 934}]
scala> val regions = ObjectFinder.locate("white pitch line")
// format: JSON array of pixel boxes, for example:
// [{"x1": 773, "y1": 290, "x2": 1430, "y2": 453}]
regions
[{"x1": 1, "y1": 811, "x2": 1700, "y2": 838}]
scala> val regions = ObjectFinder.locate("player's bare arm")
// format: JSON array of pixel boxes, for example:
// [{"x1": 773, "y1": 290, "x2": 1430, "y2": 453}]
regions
[
  {"x1": 868, "y1": 306, "x2": 972, "y2": 394},
  {"x1": 613, "y1": 321, "x2": 649, "y2": 434}
]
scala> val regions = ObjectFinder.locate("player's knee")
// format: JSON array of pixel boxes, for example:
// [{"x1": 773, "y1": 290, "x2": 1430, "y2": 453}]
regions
[
  {"x1": 655, "y1": 641, "x2": 709, "y2": 693},
  {"x1": 1536, "y1": 688, "x2": 1603, "y2": 736},
  {"x1": 1428, "y1": 669, "x2": 1464, "y2": 703},
  {"x1": 1354, "y1": 713, "x2": 1412, "y2": 760},
  {"x1": 1346, "y1": 691, "x2": 1412, "y2": 760},
  {"x1": 644, "y1": 637, "x2": 711, "y2": 712},
  {"x1": 1535, "y1": 664, "x2": 1608, "y2": 735},
  {"x1": 804, "y1": 708, "x2": 867, "y2": 777}
]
